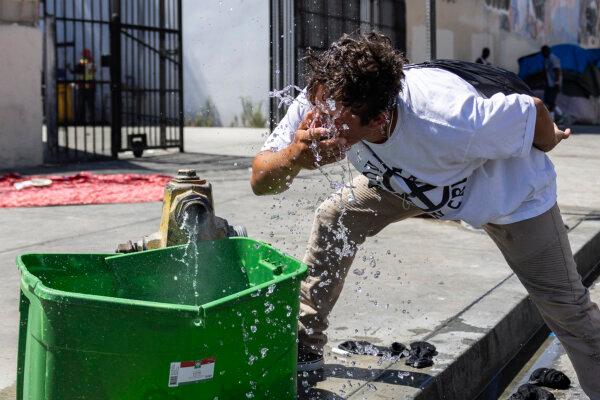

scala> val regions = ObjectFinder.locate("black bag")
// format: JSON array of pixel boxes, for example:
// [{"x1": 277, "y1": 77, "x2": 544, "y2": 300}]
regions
[{"x1": 406, "y1": 59, "x2": 535, "y2": 97}]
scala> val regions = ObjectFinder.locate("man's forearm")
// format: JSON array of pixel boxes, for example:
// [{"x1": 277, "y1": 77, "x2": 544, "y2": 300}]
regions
[{"x1": 250, "y1": 147, "x2": 303, "y2": 195}]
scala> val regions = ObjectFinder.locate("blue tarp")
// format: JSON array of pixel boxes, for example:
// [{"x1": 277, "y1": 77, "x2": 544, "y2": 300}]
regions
[
  {"x1": 588, "y1": 49, "x2": 600, "y2": 67},
  {"x1": 518, "y1": 44, "x2": 595, "y2": 79}
]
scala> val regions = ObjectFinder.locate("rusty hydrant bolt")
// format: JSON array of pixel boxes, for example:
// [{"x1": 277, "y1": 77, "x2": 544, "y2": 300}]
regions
[{"x1": 176, "y1": 169, "x2": 198, "y2": 179}]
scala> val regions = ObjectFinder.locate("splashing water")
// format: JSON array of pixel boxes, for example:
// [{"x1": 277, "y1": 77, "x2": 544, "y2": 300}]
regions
[
  {"x1": 268, "y1": 87, "x2": 362, "y2": 279},
  {"x1": 268, "y1": 84, "x2": 304, "y2": 108},
  {"x1": 178, "y1": 207, "x2": 210, "y2": 301}
]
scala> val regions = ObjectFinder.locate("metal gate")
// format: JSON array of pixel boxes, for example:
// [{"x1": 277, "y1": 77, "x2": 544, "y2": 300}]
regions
[
  {"x1": 42, "y1": 0, "x2": 183, "y2": 162},
  {"x1": 269, "y1": 0, "x2": 406, "y2": 126}
]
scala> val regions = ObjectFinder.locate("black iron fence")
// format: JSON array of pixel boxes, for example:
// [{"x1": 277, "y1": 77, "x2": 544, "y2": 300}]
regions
[
  {"x1": 270, "y1": 0, "x2": 406, "y2": 126},
  {"x1": 42, "y1": 0, "x2": 183, "y2": 162}
]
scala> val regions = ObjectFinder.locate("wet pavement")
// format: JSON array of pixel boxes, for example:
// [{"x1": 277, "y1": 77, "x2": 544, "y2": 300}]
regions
[{"x1": 1, "y1": 127, "x2": 600, "y2": 399}]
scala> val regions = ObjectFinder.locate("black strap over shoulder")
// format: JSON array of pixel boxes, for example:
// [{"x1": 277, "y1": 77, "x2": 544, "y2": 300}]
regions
[{"x1": 406, "y1": 59, "x2": 535, "y2": 97}]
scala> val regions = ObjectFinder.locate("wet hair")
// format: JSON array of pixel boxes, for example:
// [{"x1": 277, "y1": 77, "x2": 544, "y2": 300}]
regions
[{"x1": 304, "y1": 32, "x2": 406, "y2": 125}]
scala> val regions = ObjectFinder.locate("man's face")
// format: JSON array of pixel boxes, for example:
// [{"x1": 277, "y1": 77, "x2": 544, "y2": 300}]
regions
[{"x1": 312, "y1": 85, "x2": 371, "y2": 146}]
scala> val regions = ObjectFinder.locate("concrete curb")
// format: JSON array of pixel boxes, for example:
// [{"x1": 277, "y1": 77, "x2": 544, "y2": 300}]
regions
[
  {"x1": 419, "y1": 219, "x2": 600, "y2": 400},
  {"x1": 349, "y1": 218, "x2": 600, "y2": 400}
]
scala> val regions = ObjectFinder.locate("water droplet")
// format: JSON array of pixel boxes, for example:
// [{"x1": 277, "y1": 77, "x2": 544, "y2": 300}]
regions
[{"x1": 264, "y1": 302, "x2": 275, "y2": 314}]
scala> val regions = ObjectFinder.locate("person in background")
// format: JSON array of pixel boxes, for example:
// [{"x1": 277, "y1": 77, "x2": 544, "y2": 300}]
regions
[
  {"x1": 476, "y1": 47, "x2": 491, "y2": 65},
  {"x1": 541, "y1": 45, "x2": 562, "y2": 120},
  {"x1": 73, "y1": 48, "x2": 97, "y2": 124}
]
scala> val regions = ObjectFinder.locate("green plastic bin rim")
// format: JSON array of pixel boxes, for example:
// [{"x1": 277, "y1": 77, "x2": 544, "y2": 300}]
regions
[{"x1": 16, "y1": 238, "x2": 307, "y2": 316}]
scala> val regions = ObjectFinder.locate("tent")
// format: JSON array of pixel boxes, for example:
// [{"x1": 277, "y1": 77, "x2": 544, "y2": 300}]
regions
[{"x1": 518, "y1": 44, "x2": 600, "y2": 123}]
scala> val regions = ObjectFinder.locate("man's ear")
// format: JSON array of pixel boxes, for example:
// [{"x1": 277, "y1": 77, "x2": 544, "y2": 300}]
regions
[{"x1": 368, "y1": 112, "x2": 388, "y2": 129}]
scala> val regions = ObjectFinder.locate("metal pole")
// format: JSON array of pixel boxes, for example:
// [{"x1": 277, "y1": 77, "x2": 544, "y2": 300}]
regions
[
  {"x1": 159, "y1": 0, "x2": 167, "y2": 148},
  {"x1": 426, "y1": 0, "x2": 436, "y2": 61},
  {"x1": 110, "y1": 4, "x2": 122, "y2": 158},
  {"x1": 177, "y1": 0, "x2": 184, "y2": 152}
]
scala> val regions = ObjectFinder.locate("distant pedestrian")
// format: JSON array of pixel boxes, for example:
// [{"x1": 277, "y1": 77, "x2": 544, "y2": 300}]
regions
[
  {"x1": 541, "y1": 45, "x2": 562, "y2": 119},
  {"x1": 72, "y1": 48, "x2": 97, "y2": 124},
  {"x1": 476, "y1": 47, "x2": 491, "y2": 65}
]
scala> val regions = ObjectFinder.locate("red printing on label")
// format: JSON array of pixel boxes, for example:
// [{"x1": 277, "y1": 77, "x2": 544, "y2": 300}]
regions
[
  {"x1": 180, "y1": 361, "x2": 196, "y2": 368},
  {"x1": 179, "y1": 358, "x2": 215, "y2": 368}
]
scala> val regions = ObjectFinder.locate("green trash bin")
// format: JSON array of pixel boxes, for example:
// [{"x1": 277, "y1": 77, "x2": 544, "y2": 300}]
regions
[{"x1": 16, "y1": 238, "x2": 307, "y2": 400}]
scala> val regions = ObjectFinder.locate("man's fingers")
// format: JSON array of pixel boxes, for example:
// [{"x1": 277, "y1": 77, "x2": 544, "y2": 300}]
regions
[
  {"x1": 319, "y1": 138, "x2": 348, "y2": 153},
  {"x1": 297, "y1": 127, "x2": 330, "y2": 141},
  {"x1": 557, "y1": 128, "x2": 571, "y2": 141},
  {"x1": 315, "y1": 138, "x2": 348, "y2": 163},
  {"x1": 298, "y1": 110, "x2": 315, "y2": 130}
]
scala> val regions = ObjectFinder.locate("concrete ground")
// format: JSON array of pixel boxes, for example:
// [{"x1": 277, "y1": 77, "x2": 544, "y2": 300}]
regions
[{"x1": 1, "y1": 127, "x2": 600, "y2": 399}]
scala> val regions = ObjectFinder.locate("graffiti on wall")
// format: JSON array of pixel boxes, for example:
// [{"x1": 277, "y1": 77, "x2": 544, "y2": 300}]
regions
[
  {"x1": 581, "y1": 0, "x2": 599, "y2": 46},
  {"x1": 485, "y1": 0, "x2": 600, "y2": 46}
]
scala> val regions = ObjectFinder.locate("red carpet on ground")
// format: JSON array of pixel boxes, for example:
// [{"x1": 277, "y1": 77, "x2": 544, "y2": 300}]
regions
[{"x1": 0, "y1": 172, "x2": 172, "y2": 208}]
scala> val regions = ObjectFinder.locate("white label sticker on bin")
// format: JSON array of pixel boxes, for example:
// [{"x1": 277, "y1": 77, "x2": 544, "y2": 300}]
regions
[{"x1": 168, "y1": 358, "x2": 215, "y2": 387}]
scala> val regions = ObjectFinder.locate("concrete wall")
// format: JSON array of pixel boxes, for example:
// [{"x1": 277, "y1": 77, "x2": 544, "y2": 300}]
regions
[
  {"x1": 183, "y1": 0, "x2": 270, "y2": 127},
  {"x1": 406, "y1": 0, "x2": 599, "y2": 73},
  {"x1": 0, "y1": 23, "x2": 43, "y2": 169}
]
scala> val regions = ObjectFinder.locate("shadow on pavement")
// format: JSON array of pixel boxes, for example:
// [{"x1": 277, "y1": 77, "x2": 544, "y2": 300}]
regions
[
  {"x1": 298, "y1": 363, "x2": 433, "y2": 399},
  {"x1": 0, "y1": 152, "x2": 252, "y2": 176}
]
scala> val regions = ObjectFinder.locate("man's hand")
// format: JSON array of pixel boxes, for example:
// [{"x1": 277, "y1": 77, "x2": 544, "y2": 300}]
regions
[
  {"x1": 250, "y1": 110, "x2": 349, "y2": 195},
  {"x1": 551, "y1": 123, "x2": 571, "y2": 149},
  {"x1": 533, "y1": 97, "x2": 571, "y2": 152},
  {"x1": 291, "y1": 111, "x2": 348, "y2": 170}
]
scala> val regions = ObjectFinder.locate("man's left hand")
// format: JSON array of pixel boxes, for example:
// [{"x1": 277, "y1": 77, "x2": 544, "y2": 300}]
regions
[
  {"x1": 552, "y1": 123, "x2": 571, "y2": 150},
  {"x1": 533, "y1": 97, "x2": 571, "y2": 152}
]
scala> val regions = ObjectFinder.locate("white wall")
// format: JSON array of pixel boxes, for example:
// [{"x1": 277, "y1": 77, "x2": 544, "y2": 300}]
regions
[
  {"x1": 406, "y1": 0, "x2": 598, "y2": 73},
  {"x1": 0, "y1": 23, "x2": 43, "y2": 169},
  {"x1": 183, "y1": 0, "x2": 269, "y2": 126}
]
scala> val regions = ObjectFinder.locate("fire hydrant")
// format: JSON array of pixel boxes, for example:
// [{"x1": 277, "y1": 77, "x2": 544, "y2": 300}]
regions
[{"x1": 117, "y1": 169, "x2": 246, "y2": 252}]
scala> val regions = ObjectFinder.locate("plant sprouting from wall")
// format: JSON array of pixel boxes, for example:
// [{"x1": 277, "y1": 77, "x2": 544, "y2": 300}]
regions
[
  {"x1": 186, "y1": 97, "x2": 222, "y2": 127},
  {"x1": 231, "y1": 97, "x2": 267, "y2": 128}
]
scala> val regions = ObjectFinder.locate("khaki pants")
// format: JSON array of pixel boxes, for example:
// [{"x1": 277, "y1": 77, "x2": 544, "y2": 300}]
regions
[{"x1": 299, "y1": 175, "x2": 600, "y2": 399}]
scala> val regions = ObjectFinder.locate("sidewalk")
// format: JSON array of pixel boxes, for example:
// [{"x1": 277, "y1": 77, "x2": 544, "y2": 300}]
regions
[{"x1": 1, "y1": 128, "x2": 599, "y2": 399}]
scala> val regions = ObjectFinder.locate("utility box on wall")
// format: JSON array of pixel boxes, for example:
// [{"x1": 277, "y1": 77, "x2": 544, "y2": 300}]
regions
[{"x1": 0, "y1": 0, "x2": 39, "y2": 24}]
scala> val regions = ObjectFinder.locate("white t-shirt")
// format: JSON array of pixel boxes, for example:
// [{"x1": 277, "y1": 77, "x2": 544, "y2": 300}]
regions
[{"x1": 261, "y1": 67, "x2": 557, "y2": 227}]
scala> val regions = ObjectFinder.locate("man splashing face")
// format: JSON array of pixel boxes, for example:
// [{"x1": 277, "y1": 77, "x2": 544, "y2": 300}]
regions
[{"x1": 250, "y1": 32, "x2": 600, "y2": 399}]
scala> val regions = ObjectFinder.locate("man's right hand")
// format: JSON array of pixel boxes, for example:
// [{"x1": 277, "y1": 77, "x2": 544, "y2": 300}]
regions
[
  {"x1": 290, "y1": 111, "x2": 348, "y2": 170},
  {"x1": 250, "y1": 110, "x2": 348, "y2": 195}
]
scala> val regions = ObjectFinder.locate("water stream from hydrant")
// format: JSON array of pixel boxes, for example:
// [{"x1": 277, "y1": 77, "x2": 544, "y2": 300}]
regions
[{"x1": 177, "y1": 207, "x2": 208, "y2": 326}]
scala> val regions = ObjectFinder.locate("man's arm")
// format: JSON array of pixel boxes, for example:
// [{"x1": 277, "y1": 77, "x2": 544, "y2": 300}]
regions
[
  {"x1": 251, "y1": 111, "x2": 347, "y2": 195},
  {"x1": 532, "y1": 97, "x2": 570, "y2": 152}
]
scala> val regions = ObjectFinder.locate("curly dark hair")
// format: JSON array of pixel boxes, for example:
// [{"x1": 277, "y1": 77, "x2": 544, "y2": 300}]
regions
[{"x1": 305, "y1": 32, "x2": 406, "y2": 124}]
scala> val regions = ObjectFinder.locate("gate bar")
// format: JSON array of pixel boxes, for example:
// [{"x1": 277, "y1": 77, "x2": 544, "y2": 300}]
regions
[{"x1": 110, "y1": 3, "x2": 122, "y2": 158}]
